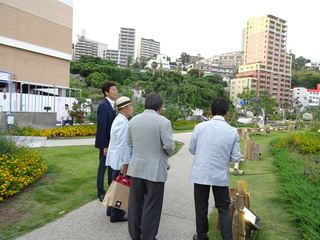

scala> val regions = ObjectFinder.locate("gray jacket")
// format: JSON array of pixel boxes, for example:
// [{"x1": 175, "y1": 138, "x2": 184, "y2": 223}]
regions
[{"x1": 127, "y1": 109, "x2": 175, "y2": 182}]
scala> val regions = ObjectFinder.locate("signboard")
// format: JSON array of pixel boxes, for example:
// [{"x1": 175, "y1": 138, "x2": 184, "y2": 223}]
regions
[
  {"x1": 240, "y1": 100, "x2": 249, "y2": 105},
  {"x1": 0, "y1": 72, "x2": 10, "y2": 81}
]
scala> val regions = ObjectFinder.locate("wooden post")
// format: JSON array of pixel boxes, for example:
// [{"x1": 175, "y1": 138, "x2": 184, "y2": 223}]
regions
[
  {"x1": 232, "y1": 193, "x2": 245, "y2": 240},
  {"x1": 238, "y1": 181, "x2": 247, "y2": 196},
  {"x1": 241, "y1": 128, "x2": 245, "y2": 140},
  {"x1": 238, "y1": 181, "x2": 250, "y2": 208},
  {"x1": 244, "y1": 139, "x2": 251, "y2": 159},
  {"x1": 239, "y1": 209, "x2": 246, "y2": 240},
  {"x1": 250, "y1": 139, "x2": 255, "y2": 160},
  {"x1": 252, "y1": 144, "x2": 260, "y2": 161}
]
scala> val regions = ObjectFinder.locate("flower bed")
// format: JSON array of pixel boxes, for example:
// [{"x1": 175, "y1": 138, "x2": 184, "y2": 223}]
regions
[
  {"x1": 275, "y1": 132, "x2": 320, "y2": 155},
  {"x1": 0, "y1": 145, "x2": 47, "y2": 201},
  {"x1": 6, "y1": 125, "x2": 97, "y2": 138},
  {"x1": 271, "y1": 132, "x2": 320, "y2": 239}
]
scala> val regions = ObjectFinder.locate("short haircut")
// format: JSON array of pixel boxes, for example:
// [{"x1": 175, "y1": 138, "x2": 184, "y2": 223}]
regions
[
  {"x1": 65, "y1": 104, "x2": 69, "y2": 107},
  {"x1": 101, "y1": 82, "x2": 116, "y2": 97},
  {"x1": 211, "y1": 98, "x2": 229, "y2": 116},
  {"x1": 145, "y1": 93, "x2": 163, "y2": 111}
]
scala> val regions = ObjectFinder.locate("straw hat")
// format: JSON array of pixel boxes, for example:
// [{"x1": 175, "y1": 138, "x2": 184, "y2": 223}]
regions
[{"x1": 116, "y1": 96, "x2": 131, "y2": 109}]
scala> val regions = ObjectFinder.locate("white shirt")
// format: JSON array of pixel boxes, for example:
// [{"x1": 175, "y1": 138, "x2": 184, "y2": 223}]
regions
[
  {"x1": 105, "y1": 113, "x2": 132, "y2": 170},
  {"x1": 189, "y1": 115, "x2": 242, "y2": 186},
  {"x1": 61, "y1": 108, "x2": 70, "y2": 121},
  {"x1": 106, "y1": 97, "x2": 115, "y2": 110}
]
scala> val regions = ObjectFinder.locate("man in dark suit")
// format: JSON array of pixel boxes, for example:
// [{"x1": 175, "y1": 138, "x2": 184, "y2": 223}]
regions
[{"x1": 95, "y1": 82, "x2": 117, "y2": 201}]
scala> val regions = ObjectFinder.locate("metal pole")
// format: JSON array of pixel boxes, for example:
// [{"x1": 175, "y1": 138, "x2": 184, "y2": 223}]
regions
[{"x1": 9, "y1": 72, "x2": 12, "y2": 116}]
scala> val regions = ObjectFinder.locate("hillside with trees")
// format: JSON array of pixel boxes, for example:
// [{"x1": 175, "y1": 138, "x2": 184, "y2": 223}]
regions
[{"x1": 70, "y1": 56, "x2": 230, "y2": 119}]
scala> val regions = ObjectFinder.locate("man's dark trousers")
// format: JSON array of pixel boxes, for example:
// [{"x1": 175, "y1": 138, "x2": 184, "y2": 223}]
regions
[
  {"x1": 128, "y1": 177, "x2": 164, "y2": 240},
  {"x1": 97, "y1": 149, "x2": 112, "y2": 197},
  {"x1": 109, "y1": 169, "x2": 126, "y2": 222},
  {"x1": 194, "y1": 184, "x2": 232, "y2": 240}
]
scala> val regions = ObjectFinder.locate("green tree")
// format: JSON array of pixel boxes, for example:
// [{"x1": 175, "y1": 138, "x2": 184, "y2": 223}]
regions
[
  {"x1": 188, "y1": 69, "x2": 202, "y2": 78},
  {"x1": 161, "y1": 100, "x2": 192, "y2": 124},
  {"x1": 151, "y1": 61, "x2": 158, "y2": 75},
  {"x1": 127, "y1": 55, "x2": 133, "y2": 68},
  {"x1": 69, "y1": 98, "x2": 91, "y2": 124},
  {"x1": 69, "y1": 77, "x2": 91, "y2": 98},
  {"x1": 250, "y1": 91, "x2": 279, "y2": 116},
  {"x1": 237, "y1": 87, "x2": 257, "y2": 117},
  {"x1": 292, "y1": 69, "x2": 320, "y2": 89},
  {"x1": 290, "y1": 54, "x2": 311, "y2": 70},
  {"x1": 180, "y1": 52, "x2": 190, "y2": 65},
  {"x1": 85, "y1": 72, "x2": 108, "y2": 88},
  {"x1": 203, "y1": 75, "x2": 226, "y2": 86}
]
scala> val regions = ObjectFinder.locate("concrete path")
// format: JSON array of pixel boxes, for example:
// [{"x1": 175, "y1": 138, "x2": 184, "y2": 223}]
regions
[{"x1": 16, "y1": 132, "x2": 214, "y2": 240}]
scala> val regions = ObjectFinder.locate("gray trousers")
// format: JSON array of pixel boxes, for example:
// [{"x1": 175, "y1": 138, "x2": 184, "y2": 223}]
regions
[{"x1": 128, "y1": 177, "x2": 164, "y2": 240}]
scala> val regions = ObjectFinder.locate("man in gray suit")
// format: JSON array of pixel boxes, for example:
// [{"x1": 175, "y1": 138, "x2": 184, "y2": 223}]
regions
[{"x1": 127, "y1": 93, "x2": 175, "y2": 240}]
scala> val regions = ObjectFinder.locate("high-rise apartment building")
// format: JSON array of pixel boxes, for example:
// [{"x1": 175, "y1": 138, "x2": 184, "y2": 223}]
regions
[
  {"x1": 118, "y1": 27, "x2": 135, "y2": 67},
  {"x1": 137, "y1": 38, "x2": 160, "y2": 60},
  {"x1": 219, "y1": 51, "x2": 244, "y2": 68},
  {"x1": 74, "y1": 30, "x2": 108, "y2": 61},
  {"x1": 230, "y1": 14, "x2": 292, "y2": 106},
  {"x1": 104, "y1": 49, "x2": 119, "y2": 63},
  {"x1": 0, "y1": 0, "x2": 73, "y2": 87}
]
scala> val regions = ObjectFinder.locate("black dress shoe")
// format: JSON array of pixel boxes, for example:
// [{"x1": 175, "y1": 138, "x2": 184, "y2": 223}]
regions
[
  {"x1": 193, "y1": 233, "x2": 199, "y2": 240},
  {"x1": 120, "y1": 214, "x2": 128, "y2": 222},
  {"x1": 110, "y1": 213, "x2": 128, "y2": 223},
  {"x1": 98, "y1": 193, "x2": 105, "y2": 202},
  {"x1": 106, "y1": 207, "x2": 111, "y2": 216}
]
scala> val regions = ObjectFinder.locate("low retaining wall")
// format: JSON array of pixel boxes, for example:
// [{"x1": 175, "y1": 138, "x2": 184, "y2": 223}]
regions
[
  {"x1": 6, "y1": 136, "x2": 47, "y2": 148},
  {"x1": 0, "y1": 112, "x2": 56, "y2": 130}
]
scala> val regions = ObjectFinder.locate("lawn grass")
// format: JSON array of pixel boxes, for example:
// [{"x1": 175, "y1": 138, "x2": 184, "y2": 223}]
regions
[
  {"x1": 0, "y1": 145, "x2": 98, "y2": 240},
  {"x1": 0, "y1": 130, "x2": 307, "y2": 240},
  {"x1": 0, "y1": 141, "x2": 183, "y2": 240},
  {"x1": 208, "y1": 131, "x2": 304, "y2": 240}
]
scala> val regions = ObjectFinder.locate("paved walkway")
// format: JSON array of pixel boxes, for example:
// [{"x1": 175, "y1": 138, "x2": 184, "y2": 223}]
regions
[{"x1": 16, "y1": 132, "x2": 214, "y2": 240}]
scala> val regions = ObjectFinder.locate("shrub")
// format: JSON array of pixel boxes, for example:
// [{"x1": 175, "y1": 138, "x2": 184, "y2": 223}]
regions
[
  {"x1": 271, "y1": 147, "x2": 320, "y2": 239},
  {"x1": 173, "y1": 125, "x2": 194, "y2": 131},
  {"x1": 0, "y1": 136, "x2": 47, "y2": 201},
  {"x1": 275, "y1": 132, "x2": 320, "y2": 155},
  {"x1": 173, "y1": 120, "x2": 199, "y2": 127},
  {"x1": 5, "y1": 125, "x2": 96, "y2": 138},
  {"x1": 310, "y1": 126, "x2": 320, "y2": 132}
]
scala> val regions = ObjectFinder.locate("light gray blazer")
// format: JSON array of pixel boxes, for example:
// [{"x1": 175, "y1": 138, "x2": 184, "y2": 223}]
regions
[{"x1": 127, "y1": 109, "x2": 175, "y2": 182}]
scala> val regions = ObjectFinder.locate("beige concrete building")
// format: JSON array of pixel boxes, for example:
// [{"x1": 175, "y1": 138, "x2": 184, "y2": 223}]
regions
[
  {"x1": 219, "y1": 51, "x2": 243, "y2": 68},
  {"x1": 74, "y1": 29, "x2": 108, "y2": 61},
  {"x1": 136, "y1": 38, "x2": 160, "y2": 60},
  {"x1": 0, "y1": 0, "x2": 73, "y2": 88},
  {"x1": 230, "y1": 14, "x2": 292, "y2": 106}
]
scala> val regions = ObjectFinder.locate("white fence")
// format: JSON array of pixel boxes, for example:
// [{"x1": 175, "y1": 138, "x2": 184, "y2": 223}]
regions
[{"x1": 0, "y1": 92, "x2": 90, "y2": 122}]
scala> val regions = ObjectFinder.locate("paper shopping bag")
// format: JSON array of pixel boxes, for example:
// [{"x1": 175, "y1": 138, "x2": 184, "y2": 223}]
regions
[{"x1": 102, "y1": 180, "x2": 130, "y2": 211}]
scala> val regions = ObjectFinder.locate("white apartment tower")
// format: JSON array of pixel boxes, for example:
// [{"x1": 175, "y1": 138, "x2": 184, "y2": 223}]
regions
[
  {"x1": 137, "y1": 38, "x2": 160, "y2": 60},
  {"x1": 118, "y1": 27, "x2": 135, "y2": 67},
  {"x1": 230, "y1": 14, "x2": 292, "y2": 106},
  {"x1": 74, "y1": 30, "x2": 108, "y2": 61}
]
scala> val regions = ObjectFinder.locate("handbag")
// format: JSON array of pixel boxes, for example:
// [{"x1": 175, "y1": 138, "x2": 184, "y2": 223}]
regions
[
  {"x1": 116, "y1": 175, "x2": 130, "y2": 187},
  {"x1": 102, "y1": 175, "x2": 130, "y2": 211}
]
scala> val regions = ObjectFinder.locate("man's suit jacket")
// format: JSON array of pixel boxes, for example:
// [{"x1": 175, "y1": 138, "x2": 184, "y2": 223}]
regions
[
  {"x1": 95, "y1": 98, "x2": 116, "y2": 150},
  {"x1": 127, "y1": 109, "x2": 175, "y2": 182}
]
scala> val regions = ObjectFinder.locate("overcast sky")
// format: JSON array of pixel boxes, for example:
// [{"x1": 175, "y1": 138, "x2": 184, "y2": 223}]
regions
[{"x1": 72, "y1": 0, "x2": 320, "y2": 62}]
